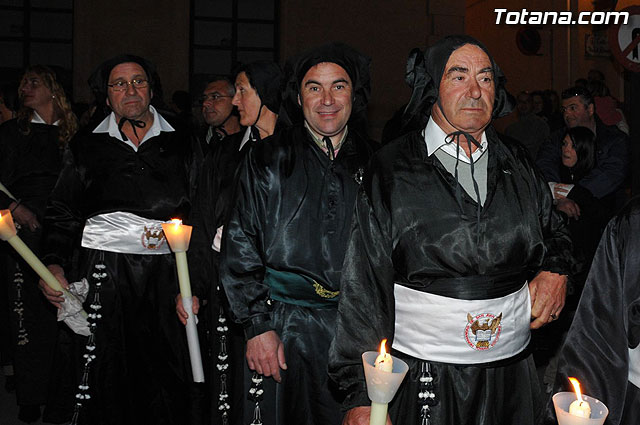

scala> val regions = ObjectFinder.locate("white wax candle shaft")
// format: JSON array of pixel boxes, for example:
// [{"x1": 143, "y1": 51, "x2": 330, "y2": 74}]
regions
[
  {"x1": 175, "y1": 251, "x2": 204, "y2": 382},
  {"x1": 7, "y1": 235, "x2": 87, "y2": 319},
  {"x1": 370, "y1": 401, "x2": 388, "y2": 425}
]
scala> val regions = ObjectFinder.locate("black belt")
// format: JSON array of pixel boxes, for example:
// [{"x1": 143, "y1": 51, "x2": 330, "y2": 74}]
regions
[{"x1": 400, "y1": 270, "x2": 531, "y2": 300}]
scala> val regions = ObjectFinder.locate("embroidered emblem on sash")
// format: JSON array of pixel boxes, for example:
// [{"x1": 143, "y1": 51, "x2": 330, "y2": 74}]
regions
[
  {"x1": 464, "y1": 312, "x2": 502, "y2": 350},
  {"x1": 312, "y1": 280, "x2": 339, "y2": 299},
  {"x1": 141, "y1": 225, "x2": 166, "y2": 250}
]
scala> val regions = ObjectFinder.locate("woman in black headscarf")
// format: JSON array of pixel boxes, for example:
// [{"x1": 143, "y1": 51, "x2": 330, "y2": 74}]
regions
[{"x1": 181, "y1": 60, "x2": 284, "y2": 425}]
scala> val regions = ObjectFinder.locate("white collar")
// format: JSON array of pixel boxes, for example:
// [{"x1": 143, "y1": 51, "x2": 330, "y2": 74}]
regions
[
  {"x1": 31, "y1": 110, "x2": 60, "y2": 126},
  {"x1": 424, "y1": 116, "x2": 488, "y2": 164},
  {"x1": 92, "y1": 105, "x2": 174, "y2": 151},
  {"x1": 238, "y1": 127, "x2": 253, "y2": 151}
]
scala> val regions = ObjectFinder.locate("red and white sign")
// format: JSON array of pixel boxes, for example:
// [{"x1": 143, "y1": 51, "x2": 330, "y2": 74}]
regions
[{"x1": 609, "y1": 6, "x2": 640, "y2": 72}]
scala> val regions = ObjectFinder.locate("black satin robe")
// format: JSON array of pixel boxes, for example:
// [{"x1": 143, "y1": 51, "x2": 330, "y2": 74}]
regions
[
  {"x1": 0, "y1": 119, "x2": 61, "y2": 408},
  {"x1": 42, "y1": 123, "x2": 200, "y2": 425},
  {"x1": 544, "y1": 196, "x2": 640, "y2": 425},
  {"x1": 188, "y1": 130, "x2": 247, "y2": 425},
  {"x1": 220, "y1": 124, "x2": 376, "y2": 424},
  {"x1": 328, "y1": 127, "x2": 573, "y2": 425}
]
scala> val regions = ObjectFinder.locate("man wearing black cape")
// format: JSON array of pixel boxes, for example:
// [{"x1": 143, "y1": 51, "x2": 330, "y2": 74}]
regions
[
  {"x1": 328, "y1": 35, "x2": 573, "y2": 425},
  {"x1": 220, "y1": 43, "x2": 377, "y2": 425},
  {"x1": 39, "y1": 55, "x2": 200, "y2": 425}
]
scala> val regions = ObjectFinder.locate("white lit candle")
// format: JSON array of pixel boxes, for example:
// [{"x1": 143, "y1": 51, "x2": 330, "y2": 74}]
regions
[
  {"x1": 568, "y1": 377, "x2": 591, "y2": 419},
  {"x1": 374, "y1": 338, "x2": 393, "y2": 372},
  {"x1": 161, "y1": 219, "x2": 204, "y2": 383},
  {"x1": 0, "y1": 210, "x2": 86, "y2": 317}
]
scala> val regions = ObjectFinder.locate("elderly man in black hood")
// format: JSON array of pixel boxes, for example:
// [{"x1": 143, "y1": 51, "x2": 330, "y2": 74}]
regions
[
  {"x1": 219, "y1": 43, "x2": 377, "y2": 425},
  {"x1": 328, "y1": 35, "x2": 573, "y2": 425},
  {"x1": 38, "y1": 54, "x2": 200, "y2": 425}
]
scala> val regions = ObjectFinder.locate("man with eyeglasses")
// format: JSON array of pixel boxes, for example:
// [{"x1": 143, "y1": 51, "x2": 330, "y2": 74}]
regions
[
  {"x1": 536, "y1": 86, "x2": 629, "y2": 220},
  {"x1": 199, "y1": 76, "x2": 241, "y2": 153},
  {"x1": 38, "y1": 54, "x2": 201, "y2": 425}
]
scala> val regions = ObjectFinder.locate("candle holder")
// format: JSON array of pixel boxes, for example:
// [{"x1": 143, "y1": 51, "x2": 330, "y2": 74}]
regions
[
  {"x1": 362, "y1": 351, "x2": 409, "y2": 425},
  {"x1": 553, "y1": 392, "x2": 609, "y2": 425}
]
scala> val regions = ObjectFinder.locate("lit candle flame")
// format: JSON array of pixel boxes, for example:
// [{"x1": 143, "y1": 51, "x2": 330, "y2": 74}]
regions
[
  {"x1": 569, "y1": 377, "x2": 584, "y2": 402},
  {"x1": 379, "y1": 338, "x2": 388, "y2": 355},
  {"x1": 171, "y1": 218, "x2": 182, "y2": 229}
]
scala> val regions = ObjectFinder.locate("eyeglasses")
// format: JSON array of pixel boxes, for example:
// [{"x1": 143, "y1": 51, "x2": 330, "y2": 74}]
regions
[
  {"x1": 199, "y1": 93, "x2": 232, "y2": 104},
  {"x1": 107, "y1": 79, "x2": 149, "y2": 92}
]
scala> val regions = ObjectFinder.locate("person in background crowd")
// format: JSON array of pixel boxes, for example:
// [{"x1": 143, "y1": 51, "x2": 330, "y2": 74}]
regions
[
  {"x1": 587, "y1": 79, "x2": 629, "y2": 135},
  {"x1": 543, "y1": 89, "x2": 564, "y2": 133},
  {"x1": 536, "y1": 86, "x2": 629, "y2": 215},
  {"x1": 198, "y1": 75, "x2": 242, "y2": 154},
  {"x1": 505, "y1": 91, "x2": 550, "y2": 159},
  {"x1": 38, "y1": 54, "x2": 201, "y2": 425},
  {"x1": 0, "y1": 83, "x2": 18, "y2": 124},
  {"x1": 0, "y1": 65, "x2": 78, "y2": 423}
]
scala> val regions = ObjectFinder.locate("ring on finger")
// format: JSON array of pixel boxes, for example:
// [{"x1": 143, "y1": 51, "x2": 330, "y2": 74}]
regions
[{"x1": 550, "y1": 313, "x2": 558, "y2": 320}]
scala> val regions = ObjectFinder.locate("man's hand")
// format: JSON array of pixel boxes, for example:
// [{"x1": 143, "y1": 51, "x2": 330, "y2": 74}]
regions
[
  {"x1": 175, "y1": 295, "x2": 200, "y2": 325},
  {"x1": 246, "y1": 330, "x2": 287, "y2": 382},
  {"x1": 556, "y1": 198, "x2": 580, "y2": 219},
  {"x1": 9, "y1": 202, "x2": 40, "y2": 232},
  {"x1": 38, "y1": 264, "x2": 68, "y2": 309},
  {"x1": 529, "y1": 271, "x2": 567, "y2": 329},
  {"x1": 343, "y1": 407, "x2": 392, "y2": 425}
]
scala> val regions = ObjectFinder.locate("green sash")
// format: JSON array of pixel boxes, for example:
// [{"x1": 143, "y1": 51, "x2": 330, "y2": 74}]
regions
[{"x1": 265, "y1": 267, "x2": 339, "y2": 308}]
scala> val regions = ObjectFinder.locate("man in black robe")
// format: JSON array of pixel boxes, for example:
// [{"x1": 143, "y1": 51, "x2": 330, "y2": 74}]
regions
[
  {"x1": 544, "y1": 196, "x2": 640, "y2": 425},
  {"x1": 183, "y1": 61, "x2": 283, "y2": 425},
  {"x1": 328, "y1": 35, "x2": 573, "y2": 425},
  {"x1": 38, "y1": 54, "x2": 200, "y2": 425},
  {"x1": 219, "y1": 43, "x2": 377, "y2": 425},
  {"x1": 198, "y1": 75, "x2": 242, "y2": 154}
]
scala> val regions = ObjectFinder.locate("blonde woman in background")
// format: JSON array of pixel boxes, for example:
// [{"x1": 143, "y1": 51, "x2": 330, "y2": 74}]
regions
[{"x1": 0, "y1": 65, "x2": 77, "y2": 423}]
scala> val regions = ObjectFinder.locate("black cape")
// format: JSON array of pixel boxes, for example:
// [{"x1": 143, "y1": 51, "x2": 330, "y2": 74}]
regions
[
  {"x1": 41, "y1": 119, "x2": 201, "y2": 425},
  {"x1": 328, "y1": 127, "x2": 573, "y2": 423},
  {"x1": 220, "y1": 124, "x2": 377, "y2": 337}
]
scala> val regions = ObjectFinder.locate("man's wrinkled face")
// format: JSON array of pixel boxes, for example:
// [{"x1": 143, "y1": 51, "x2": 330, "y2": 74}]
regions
[
  {"x1": 561, "y1": 96, "x2": 594, "y2": 128},
  {"x1": 432, "y1": 44, "x2": 495, "y2": 138},
  {"x1": 201, "y1": 80, "x2": 234, "y2": 126},
  {"x1": 106, "y1": 62, "x2": 152, "y2": 121},
  {"x1": 298, "y1": 62, "x2": 353, "y2": 139}
]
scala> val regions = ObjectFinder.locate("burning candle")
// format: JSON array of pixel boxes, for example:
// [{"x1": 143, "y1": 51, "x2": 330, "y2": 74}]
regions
[
  {"x1": 374, "y1": 339, "x2": 393, "y2": 372},
  {"x1": 568, "y1": 377, "x2": 591, "y2": 419},
  {"x1": 161, "y1": 219, "x2": 204, "y2": 383},
  {"x1": 0, "y1": 210, "x2": 86, "y2": 317}
]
